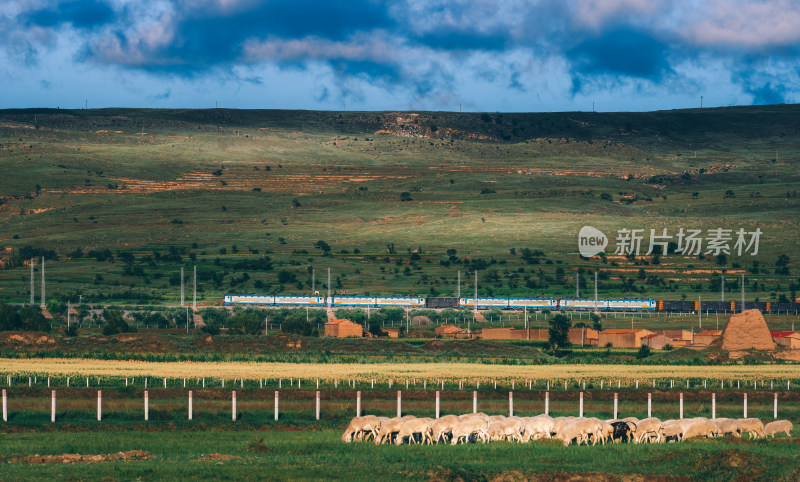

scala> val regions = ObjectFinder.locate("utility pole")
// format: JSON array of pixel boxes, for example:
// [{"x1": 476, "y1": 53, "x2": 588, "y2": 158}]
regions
[
  {"x1": 700, "y1": 96, "x2": 703, "y2": 108},
  {"x1": 576, "y1": 272, "x2": 580, "y2": 298},
  {"x1": 192, "y1": 265, "x2": 197, "y2": 311},
  {"x1": 457, "y1": 270, "x2": 461, "y2": 299},
  {"x1": 474, "y1": 270, "x2": 478, "y2": 314},
  {"x1": 67, "y1": 302, "x2": 70, "y2": 330},
  {"x1": 741, "y1": 273, "x2": 745, "y2": 312},
  {"x1": 30, "y1": 258, "x2": 34, "y2": 304},
  {"x1": 180, "y1": 266, "x2": 185, "y2": 307},
  {"x1": 698, "y1": 296, "x2": 702, "y2": 329},
  {"x1": 594, "y1": 271, "x2": 598, "y2": 312},
  {"x1": 721, "y1": 274, "x2": 725, "y2": 302},
  {"x1": 40, "y1": 257, "x2": 45, "y2": 308},
  {"x1": 312, "y1": 267, "x2": 315, "y2": 293},
  {"x1": 327, "y1": 268, "x2": 331, "y2": 307}
]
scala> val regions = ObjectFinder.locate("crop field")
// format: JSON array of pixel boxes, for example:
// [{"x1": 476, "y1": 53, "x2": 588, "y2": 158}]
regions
[
  {"x1": 3, "y1": 358, "x2": 800, "y2": 383},
  {"x1": 0, "y1": 106, "x2": 798, "y2": 309}
]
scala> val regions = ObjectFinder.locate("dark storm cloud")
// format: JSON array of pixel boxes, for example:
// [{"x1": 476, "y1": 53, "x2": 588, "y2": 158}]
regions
[
  {"x1": 25, "y1": 0, "x2": 115, "y2": 29},
  {"x1": 568, "y1": 29, "x2": 671, "y2": 80}
]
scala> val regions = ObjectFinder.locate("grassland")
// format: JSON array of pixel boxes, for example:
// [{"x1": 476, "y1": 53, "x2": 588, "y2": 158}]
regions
[
  {"x1": 0, "y1": 106, "x2": 798, "y2": 308},
  {"x1": 1, "y1": 429, "x2": 798, "y2": 480}
]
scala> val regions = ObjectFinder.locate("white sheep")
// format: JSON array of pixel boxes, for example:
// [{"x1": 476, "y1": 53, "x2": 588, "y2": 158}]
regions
[
  {"x1": 763, "y1": 420, "x2": 793, "y2": 438},
  {"x1": 487, "y1": 418, "x2": 525, "y2": 442},
  {"x1": 342, "y1": 415, "x2": 381, "y2": 442},
  {"x1": 431, "y1": 415, "x2": 460, "y2": 443},
  {"x1": 451, "y1": 417, "x2": 489, "y2": 445},
  {"x1": 737, "y1": 418, "x2": 764, "y2": 439},
  {"x1": 395, "y1": 417, "x2": 434, "y2": 445},
  {"x1": 710, "y1": 418, "x2": 740, "y2": 438}
]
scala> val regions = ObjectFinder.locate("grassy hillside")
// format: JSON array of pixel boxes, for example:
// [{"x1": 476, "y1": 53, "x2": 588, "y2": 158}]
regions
[{"x1": 0, "y1": 106, "x2": 798, "y2": 307}]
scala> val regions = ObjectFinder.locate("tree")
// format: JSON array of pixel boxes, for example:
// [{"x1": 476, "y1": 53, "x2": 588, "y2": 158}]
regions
[
  {"x1": 281, "y1": 312, "x2": 313, "y2": 336},
  {"x1": 548, "y1": 313, "x2": 571, "y2": 350},
  {"x1": 368, "y1": 317, "x2": 384, "y2": 336},
  {"x1": 636, "y1": 344, "x2": 651, "y2": 359},
  {"x1": 0, "y1": 303, "x2": 20, "y2": 331},
  {"x1": 590, "y1": 312, "x2": 602, "y2": 331},
  {"x1": 314, "y1": 240, "x2": 331, "y2": 254},
  {"x1": 230, "y1": 310, "x2": 263, "y2": 335},
  {"x1": 102, "y1": 309, "x2": 133, "y2": 336}
]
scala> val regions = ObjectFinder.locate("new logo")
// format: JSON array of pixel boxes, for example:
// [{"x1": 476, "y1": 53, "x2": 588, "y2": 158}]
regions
[{"x1": 578, "y1": 226, "x2": 607, "y2": 257}]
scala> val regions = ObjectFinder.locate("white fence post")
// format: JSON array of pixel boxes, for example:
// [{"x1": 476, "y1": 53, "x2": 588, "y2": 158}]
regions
[
  {"x1": 579, "y1": 391, "x2": 583, "y2": 417},
  {"x1": 356, "y1": 390, "x2": 361, "y2": 417},
  {"x1": 316, "y1": 391, "x2": 320, "y2": 421},
  {"x1": 189, "y1": 391, "x2": 193, "y2": 420},
  {"x1": 232, "y1": 391, "x2": 237, "y2": 422},
  {"x1": 509, "y1": 392, "x2": 513, "y2": 417},
  {"x1": 2, "y1": 389, "x2": 6, "y2": 422},
  {"x1": 435, "y1": 391, "x2": 440, "y2": 419},
  {"x1": 473, "y1": 391, "x2": 477, "y2": 414},
  {"x1": 51, "y1": 390, "x2": 56, "y2": 423},
  {"x1": 712, "y1": 393, "x2": 716, "y2": 419},
  {"x1": 647, "y1": 393, "x2": 652, "y2": 418},
  {"x1": 679, "y1": 393, "x2": 683, "y2": 419},
  {"x1": 613, "y1": 392, "x2": 618, "y2": 419},
  {"x1": 397, "y1": 391, "x2": 402, "y2": 418},
  {"x1": 97, "y1": 390, "x2": 102, "y2": 421},
  {"x1": 774, "y1": 392, "x2": 778, "y2": 419},
  {"x1": 144, "y1": 391, "x2": 149, "y2": 421},
  {"x1": 274, "y1": 391, "x2": 279, "y2": 421},
  {"x1": 743, "y1": 393, "x2": 747, "y2": 418},
  {"x1": 545, "y1": 391, "x2": 549, "y2": 416}
]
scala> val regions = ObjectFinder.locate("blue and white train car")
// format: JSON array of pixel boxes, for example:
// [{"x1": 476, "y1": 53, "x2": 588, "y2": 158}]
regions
[
  {"x1": 459, "y1": 297, "x2": 509, "y2": 309},
  {"x1": 607, "y1": 299, "x2": 656, "y2": 311},
  {"x1": 560, "y1": 298, "x2": 608, "y2": 310},
  {"x1": 274, "y1": 295, "x2": 326, "y2": 306},
  {"x1": 507, "y1": 298, "x2": 558, "y2": 309},
  {"x1": 331, "y1": 296, "x2": 376, "y2": 306},
  {"x1": 374, "y1": 296, "x2": 425, "y2": 307},
  {"x1": 224, "y1": 294, "x2": 275, "y2": 305}
]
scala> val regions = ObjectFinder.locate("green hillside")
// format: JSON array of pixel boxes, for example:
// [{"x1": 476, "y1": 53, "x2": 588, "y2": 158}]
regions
[{"x1": 0, "y1": 106, "x2": 798, "y2": 306}]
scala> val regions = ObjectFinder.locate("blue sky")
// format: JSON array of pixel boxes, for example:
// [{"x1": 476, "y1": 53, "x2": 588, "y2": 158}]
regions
[{"x1": 2, "y1": 0, "x2": 800, "y2": 112}]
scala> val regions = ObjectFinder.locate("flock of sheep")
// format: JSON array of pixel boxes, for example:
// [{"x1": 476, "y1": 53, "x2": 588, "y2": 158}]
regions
[{"x1": 342, "y1": 413, "x2": 794, "y2": 446}]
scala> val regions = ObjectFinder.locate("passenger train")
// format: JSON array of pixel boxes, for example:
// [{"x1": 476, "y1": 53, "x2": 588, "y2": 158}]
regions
[{"x1": 224, "y1": 294, "x2": 799, "y2": 314}]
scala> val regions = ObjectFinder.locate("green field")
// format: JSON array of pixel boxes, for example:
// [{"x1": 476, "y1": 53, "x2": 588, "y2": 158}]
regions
[
  {"x1": 2, "y1": 383, "x2": 799, "y2": 480},
  {"x1": 0, "y1": 106, "x2": 798, "y2": 309}
]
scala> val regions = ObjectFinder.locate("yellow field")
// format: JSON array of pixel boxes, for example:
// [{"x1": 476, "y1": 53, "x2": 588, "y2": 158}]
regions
[{"x1": 1, "y1": 358, "x2": 796, "y2": 384}]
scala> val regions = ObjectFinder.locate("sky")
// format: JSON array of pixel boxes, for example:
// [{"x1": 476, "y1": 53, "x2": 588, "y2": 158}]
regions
[{"x1": 2, "y1": 0, "x2": 800, "y2": 112}]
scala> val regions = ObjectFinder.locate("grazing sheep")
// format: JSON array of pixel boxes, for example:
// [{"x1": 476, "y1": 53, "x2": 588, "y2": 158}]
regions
[
  {"x1": 487, "y1": 418, "x2": 525, "y2": 442},
  {"x1": 395, "y1": 417, "x2": 434, "y2": 445},
  {"x1": 737, "y1": 418, "x2": 765, "y2": 439},
  {"x1": 342, "y1": 415, "x2": 381, "y2": 442},
  {"x1": 556, "y1": 418, "x2": 596, "y2": 446},
  {"x1": 633, "y1": 418, "x2": 664, "y2": 444},
  {"x1": 451, "y1": 417, "x2": 489, "y2": 445},
  {"x1": 609, "y1": 421, "x2": 634, "y2": 443},
  {"x1": 763, "y1": 420, "x2": 793, "y2": 438},
  {"x1": 522, "y1": 415, "x2": 555, "y2": 442},
  {"x1": 431, "y1": 415, "x2": 460, "y2": 443},
  {"x1": 661, "y1": 420, "x2": 683, "y2": 442},
  {"x1": 375, "y1": 416, "x2": 416, "y2": 445},
  {"x1": 682, "y1": 418, "x2": 716, "y2": 440},
  {"x1": 710, "y1": 418, "x2": 740, "y2": 438}
]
